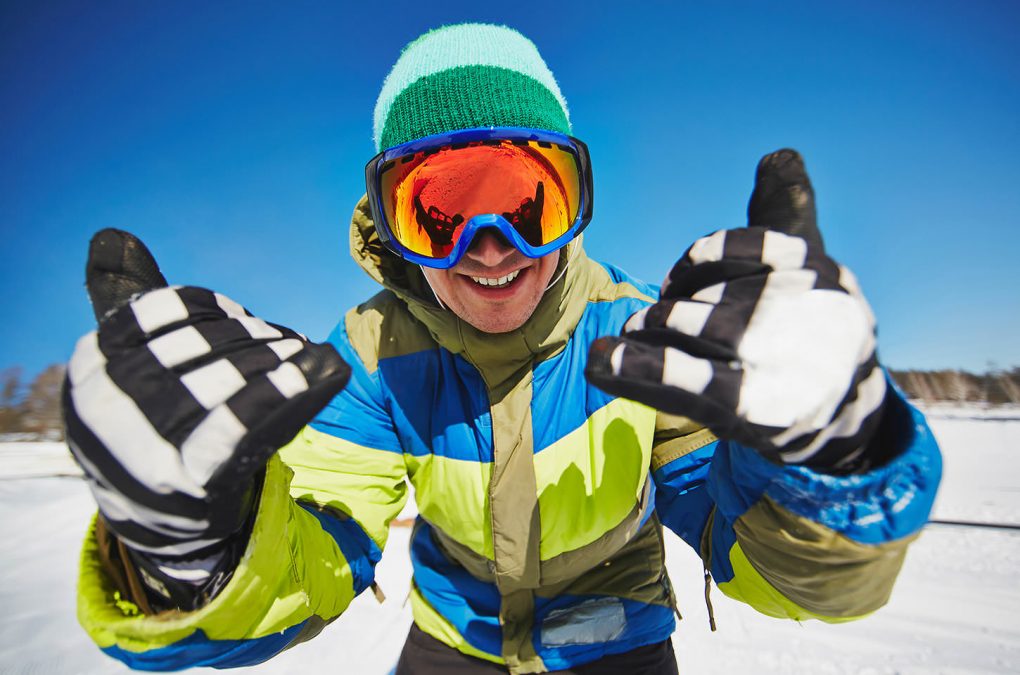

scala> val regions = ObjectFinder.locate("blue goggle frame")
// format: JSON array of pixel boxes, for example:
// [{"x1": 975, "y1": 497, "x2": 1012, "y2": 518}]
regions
[{"x1": 365, "y1": 126, "x2": 594, "y2": 269}]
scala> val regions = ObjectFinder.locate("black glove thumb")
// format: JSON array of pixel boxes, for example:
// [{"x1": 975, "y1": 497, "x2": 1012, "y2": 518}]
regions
[
  {"x1": 86, "y1": 228, "x2": 168, "y2": 322},
  {"x1": 747, "y1": 149, "x2": 825, "y2": 252}
]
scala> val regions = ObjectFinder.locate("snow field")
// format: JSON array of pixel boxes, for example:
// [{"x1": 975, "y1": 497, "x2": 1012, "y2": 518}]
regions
[{"x1": 0, "y1": 410, "x2": 1016, "y2": 674}]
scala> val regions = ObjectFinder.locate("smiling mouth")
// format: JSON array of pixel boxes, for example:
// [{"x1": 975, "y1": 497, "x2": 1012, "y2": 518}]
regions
[{"x1": 468, "y1": 269, "x2": 522, "y2": 289}]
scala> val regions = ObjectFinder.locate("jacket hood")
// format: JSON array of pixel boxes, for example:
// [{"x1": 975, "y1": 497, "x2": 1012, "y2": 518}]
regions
[{"x1": 349, "y1": 195, "x2": 594, "y2": 389}]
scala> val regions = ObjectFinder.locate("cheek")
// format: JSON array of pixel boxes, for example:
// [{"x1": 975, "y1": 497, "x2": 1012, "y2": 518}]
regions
[
  {"x1": 439, "y1": 271, "x2": 461, "y2": 297},
  {"x1": 421, "y1": 269, "x2": 455, "y2": 304}
]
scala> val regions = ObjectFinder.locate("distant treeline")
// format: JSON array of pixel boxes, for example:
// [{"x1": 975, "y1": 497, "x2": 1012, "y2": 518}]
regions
[
  {"x1": 888, "y1": 367, "x2": 1020, "y2": 404},
  {"x1": 0, "y1": 363, "x2": 1017, "y2": 442},
  {"x1": 0, "y1": 365, "x2": 65, "y2": 441}
]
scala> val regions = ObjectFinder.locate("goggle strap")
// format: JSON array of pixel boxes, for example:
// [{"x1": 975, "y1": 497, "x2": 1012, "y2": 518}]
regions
[
  {"x1": 545, "y1": 260, "x2": 570, "y2": 291},
  {"x1": 419, "y1": 265, "x2": 448, "y2": 311}
]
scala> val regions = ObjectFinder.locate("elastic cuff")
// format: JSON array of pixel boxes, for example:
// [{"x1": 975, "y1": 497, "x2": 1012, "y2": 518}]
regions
[{"x1": 810, "y1": 375, "x2": 914, "y2": 476}]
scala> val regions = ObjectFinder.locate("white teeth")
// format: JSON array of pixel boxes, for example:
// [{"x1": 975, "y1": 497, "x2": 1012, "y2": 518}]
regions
[{"x1": 470, "y1": 270, "x2": 521, "y2": 288}]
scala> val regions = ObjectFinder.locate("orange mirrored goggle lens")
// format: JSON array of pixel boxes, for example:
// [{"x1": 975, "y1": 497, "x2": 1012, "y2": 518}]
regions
[{"x1": 378, "y1": 139, "x2": 582, "y2": 259}]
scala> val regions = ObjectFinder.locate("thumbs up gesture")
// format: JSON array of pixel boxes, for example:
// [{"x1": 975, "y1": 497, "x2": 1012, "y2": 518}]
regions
[
  {"x1": 586, "y1": 151, "x2": 887, "y2": 472},
  {"x1": 63, "y1": 229, "x2": 351, "y2": 557}
]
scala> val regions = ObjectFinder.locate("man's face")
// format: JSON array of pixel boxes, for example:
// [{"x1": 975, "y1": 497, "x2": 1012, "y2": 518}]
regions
[{"x1": 421, "y1": 230, "x2": 559, "y2": 333}]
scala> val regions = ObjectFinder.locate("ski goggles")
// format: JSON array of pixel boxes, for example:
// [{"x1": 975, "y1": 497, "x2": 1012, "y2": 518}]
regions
[{"x1": 365, "y1": 127, "x2": 593, "y2": 269}]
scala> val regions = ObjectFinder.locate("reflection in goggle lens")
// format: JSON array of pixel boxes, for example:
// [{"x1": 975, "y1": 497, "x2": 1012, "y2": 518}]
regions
[{"x1": 380, "y1": 140, "x2": 580, "y2": 259}]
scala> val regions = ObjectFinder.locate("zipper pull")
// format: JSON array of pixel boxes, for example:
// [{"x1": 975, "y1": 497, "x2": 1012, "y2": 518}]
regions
[{"x1": 703, "y1": 567, "x2": 717, "y2": 632}]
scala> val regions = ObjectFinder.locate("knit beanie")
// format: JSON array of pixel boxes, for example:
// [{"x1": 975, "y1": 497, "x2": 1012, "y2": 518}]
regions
[{"x1": 373, "y1": 24, "x2": 571, "y2": 152}]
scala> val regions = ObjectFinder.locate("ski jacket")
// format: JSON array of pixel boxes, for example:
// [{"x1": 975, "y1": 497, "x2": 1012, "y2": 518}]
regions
[{"x1": 76, "y1": 197, "x2": 942, "y2": 673}]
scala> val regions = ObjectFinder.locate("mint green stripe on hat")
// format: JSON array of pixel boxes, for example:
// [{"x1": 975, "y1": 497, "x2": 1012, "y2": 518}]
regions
[{"x1": 374, "y1": 23, "x2": 571, "y2": 151}]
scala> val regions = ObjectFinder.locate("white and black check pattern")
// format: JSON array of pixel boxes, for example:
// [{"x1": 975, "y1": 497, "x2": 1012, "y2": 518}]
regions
[
  {"x1": 64, "y1": 285, "x2": 349, "y2": 556},
  {"x1": 587, "y1": 227, "x2": 886, "y2": 471}
]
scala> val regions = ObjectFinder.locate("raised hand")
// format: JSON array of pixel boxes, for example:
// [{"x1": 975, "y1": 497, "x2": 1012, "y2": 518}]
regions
[
  {"x1": 63, "y1": 229, "x2": 351, "y2": 557},
  {"x1": 586, "y1": 150, "x2": 887, "y2": 472}
]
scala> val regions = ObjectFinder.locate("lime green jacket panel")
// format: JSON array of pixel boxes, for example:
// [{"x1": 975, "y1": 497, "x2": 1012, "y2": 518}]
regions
[
  {"x1": 533, "y1": 397, "x2": 657, "y2": 560},
  {"x1": 279, "y1": 425, "x2": 408, "y2": 552},
  {"x1": 405, "y1": 453, "x2": 494, "y2": 559}
]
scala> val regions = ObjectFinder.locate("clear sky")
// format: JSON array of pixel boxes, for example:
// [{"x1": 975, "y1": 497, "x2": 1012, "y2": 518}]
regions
[{"x1": 2, "y1": 0, "x2": 1018, "y2": 380}]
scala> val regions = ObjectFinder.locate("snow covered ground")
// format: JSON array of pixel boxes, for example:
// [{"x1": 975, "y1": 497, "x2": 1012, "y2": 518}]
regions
[{"x1": 0, "y1": 407, "x2": 1017, "y2": 674}]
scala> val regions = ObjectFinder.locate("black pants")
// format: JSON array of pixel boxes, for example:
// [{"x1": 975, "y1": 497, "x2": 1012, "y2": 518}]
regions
[{"x1": 395, "y1": 623, "x2": 679, "y2": 675}]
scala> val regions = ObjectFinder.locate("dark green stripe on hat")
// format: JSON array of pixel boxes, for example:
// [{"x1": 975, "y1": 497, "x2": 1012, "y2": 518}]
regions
[{"x1": 380, "y1": 66, "x2": 571, "y2": 151}]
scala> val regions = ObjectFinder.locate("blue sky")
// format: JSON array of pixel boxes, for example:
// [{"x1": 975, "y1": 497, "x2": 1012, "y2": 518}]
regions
[{"x1": 1, "y1": 0, "x2": 1018, "y2": 379}]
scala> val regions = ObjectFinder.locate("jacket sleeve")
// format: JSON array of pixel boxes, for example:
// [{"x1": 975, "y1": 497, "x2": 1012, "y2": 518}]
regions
[
  {"x1": 652, "y1": 377, "x2": 942, "y2": 622},
  {"x1": 75, "y1": 318, "x2": 409, "y2": 670}
]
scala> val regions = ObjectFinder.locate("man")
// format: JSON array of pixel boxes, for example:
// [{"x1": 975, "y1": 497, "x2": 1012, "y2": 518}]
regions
[{"x1": 64, "y1": 23, "x2": 941, "y2": 674}]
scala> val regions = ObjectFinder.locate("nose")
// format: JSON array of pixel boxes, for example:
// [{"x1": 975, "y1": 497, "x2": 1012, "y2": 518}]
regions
[{"x1": 464, "y1": 229, "x2": 517, "y2": 267}]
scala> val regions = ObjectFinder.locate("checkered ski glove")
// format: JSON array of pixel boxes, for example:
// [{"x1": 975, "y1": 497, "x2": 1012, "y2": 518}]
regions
[
  {"x1": 586, "y1": 150, "x2": 887, "y2": 472},
  {"x1": 63, "y1": 229, "x2": 351, "y2": 557}
]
